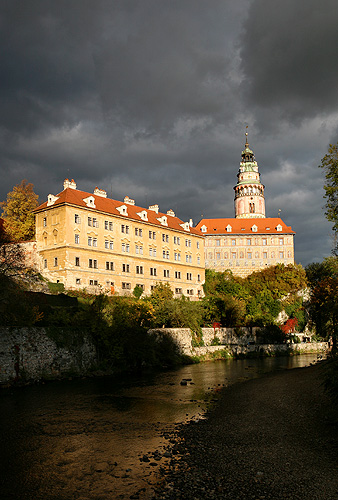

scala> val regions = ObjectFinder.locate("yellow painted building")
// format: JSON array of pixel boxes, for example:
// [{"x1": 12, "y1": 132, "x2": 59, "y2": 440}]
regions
[{"x1": 34, "y1": 179, "x2": 205, "y2": 297}]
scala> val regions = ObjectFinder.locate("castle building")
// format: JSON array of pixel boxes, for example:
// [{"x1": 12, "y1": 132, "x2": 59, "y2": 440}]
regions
[
  {"x1": 195, "y1": 133, "x2": 295, "y2": 277},
  {"x1": 34, "y1": 180, "x2": 205, "y2": 297}
]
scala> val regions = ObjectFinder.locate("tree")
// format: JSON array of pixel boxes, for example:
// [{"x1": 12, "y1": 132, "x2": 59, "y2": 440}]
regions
[
  {"x1": 319, "y1": 142, "x2": 338, "y2": 251},
  {"x1": 0, "y1": 180, "x2": 39, "y2": 242},
  {"x1": 310, "y1": 276, "x2": 338, "y2": 352}
]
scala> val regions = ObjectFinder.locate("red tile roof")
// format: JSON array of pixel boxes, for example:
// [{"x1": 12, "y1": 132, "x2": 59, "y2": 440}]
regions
[
  {"x1": 195, "y1": 217, "x2": 295, "y2": 235},
  {"x1": 35, "y1": 187, "x2": 202, "y2": 236}
]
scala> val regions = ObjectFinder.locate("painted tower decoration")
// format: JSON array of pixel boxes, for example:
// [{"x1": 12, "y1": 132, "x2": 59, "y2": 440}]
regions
[{"x1": 234, "y1": 132, "x2": 265, "y2": 218}]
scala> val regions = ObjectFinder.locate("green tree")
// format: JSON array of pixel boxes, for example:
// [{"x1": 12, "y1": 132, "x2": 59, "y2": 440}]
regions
[
  {"x1": 310, "y1": 276, "x2": 338, "y2": 352},
  {"x1": 319, "y1": 142, "x2": 338, "y2": 251},
  {"x1": 0, "y1": 180, "x2": 39, "y2": 242}
]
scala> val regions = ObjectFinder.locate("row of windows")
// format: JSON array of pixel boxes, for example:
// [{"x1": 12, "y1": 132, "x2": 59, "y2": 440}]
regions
[
  {"x1": 47, "y1": 258, "x2": 201, "y2": 280},
  {"x1": 73, "y1": 235, "x2": 200, "y2": 263},
  {"x1": 43, "y1": 215, "x2": 200, "y2": 249},
  {"x1": 211, "y1": 237, "x2": 285, "y2": 247},
  {"x1": 208, "y1": 250, "x2": 292, "y2": 260}
]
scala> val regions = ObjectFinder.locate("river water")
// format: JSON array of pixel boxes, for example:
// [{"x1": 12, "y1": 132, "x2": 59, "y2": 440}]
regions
[{"x1": 0, "y1": 354, "x2": 319, "y2": 500}]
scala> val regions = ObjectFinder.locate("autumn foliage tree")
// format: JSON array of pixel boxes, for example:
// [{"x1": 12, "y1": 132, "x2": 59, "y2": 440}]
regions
[{"x1": 0, "y1": 180, "x2": 38, "y2": 242}]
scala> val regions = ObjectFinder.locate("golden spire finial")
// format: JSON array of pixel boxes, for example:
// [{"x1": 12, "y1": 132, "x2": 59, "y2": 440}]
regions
[{"x1": 245, "y1": 126, "x2": 249, "y2": 146}]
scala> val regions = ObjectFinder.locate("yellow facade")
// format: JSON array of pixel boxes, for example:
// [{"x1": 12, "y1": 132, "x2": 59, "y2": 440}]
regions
[
  {"x1": 35, "y1": 181, "x2": 205, "y2": 298},
  {"x1": 202, "y1": 230, "x2": 295, "y2": 278}
]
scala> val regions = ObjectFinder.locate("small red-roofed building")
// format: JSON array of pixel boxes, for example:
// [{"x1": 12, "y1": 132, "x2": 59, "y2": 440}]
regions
[
  {"x1": 195, "y1": 133, "x2": 295, "y2": 277},
  {"x1": 34, "y1": 179, "x2": 205, "y2": 297}
]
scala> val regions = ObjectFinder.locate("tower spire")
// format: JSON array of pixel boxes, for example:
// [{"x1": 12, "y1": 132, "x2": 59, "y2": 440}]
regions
[{"x1": 233, "y1": 132, "x2": 266, "y2": 219}]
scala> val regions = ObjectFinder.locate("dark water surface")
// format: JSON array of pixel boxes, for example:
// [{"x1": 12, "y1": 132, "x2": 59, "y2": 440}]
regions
[{"x1": 0, "y1": 354, "x2": 318, "y2": 500}]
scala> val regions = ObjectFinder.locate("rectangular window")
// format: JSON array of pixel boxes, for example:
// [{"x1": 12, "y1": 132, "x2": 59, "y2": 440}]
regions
[
  {"x1": 88, "y1": 237, "x2": 92, "y2": 246},
  {"x1": 136, "y1": 265, "x2": 144, "y2": 274},
  {"x1": 216, "y1": 240, "x2": 220, "y2": 246},
  {"x1": 75, "y1": 234, "x2": 80, "y2": 244},
  {"x1": 54, "y1": 257, "x2": 58, "y2": 267},
  {"x1": 105, "y1": 221, "x2": 108, "y2": 230},
  {"x1": 232, "y1": 252, "x2": 236, "y2": 259},
  {"x1": 247, "y1": 239, "x2": 251, "y2": 246},
  {"x1": 122, "y1": 243, "x2": 130, "y2": 252},
  {"x1": 262, "y1": 239, "x2": 267, "y2": 246},
  {"x1": 122, "y1": 282, "x2": 131, "y2": 290},
  {"x1": 263, "y1": 252, "x2": 267, "y2": 259},
  {"x1": 164, "y1": 270, "x2": 170, "y2": 278},
  {"x1": 94, "y1": 259, "x2": 97, "y2": 269},
  {"x1": 279, "y1": 238, "x2": 284, "y2": 245},
  {"x1": 279, "y1": 251, "x2": 284, "y2": 259},
  {"x1": 93, "y1": 218, "x2": 98, "y2": 228},
  {"x1": 185, "y1": 239, "x2": 191, "y2": 247},
  {"x1": 43, "y1": 217, "x2": 47, "y2": 227},
  {"x1": 105, "y1": 240, "x2": 109, "y2": 249},
  {"x1": 174, "y1": 236, "x2": 181, "y2": 245},
  {"x1": 197, "y1": 256, "x2": 200, "y2": 265},
  {"x1": 175, "y1": 288, "x2": 182, "y2": 294},
  {"x1": 122, "y1": 264, "x2": 130, "y2": 273},
  {"x1": 150, "y1": 267, "x2": 157, "y2": 276},
  {"x1": 105, "y1": 221, "x2": 113, "y2": 231},
  {"x1": 197, "y1": 241, "x2": 200, "y2": 249},
  {"x1": 89, "y1": 259, "x2": 93, "y2": 268},
  {"x1": 93, "y1": 238, "x2": 97, "y2": 247},
  {"x1": 149, "y1": 231, "x2": 156, "y2": 239},
  {"x1": 197, "y1": 274, "x2": 200, "y2": 282},
  {"x1": 76, "y1": 278, "x2": 81, "y2": 284},
  {"x1": 109, "y1": 241, "x2": 113, "y2": 250},
  {"x1": 231, "y1": 239, "x2": 236, "y2": 246},
  {"x1": 88, "y1": 217, "x2": 92, "y2": 226},
  {"x1": 44, "y1": 259, "x2": 47, "y2": 268},
  {"x1": 121, "y1": 224, "x2": 129, "y2": 234},
  {"x1": 135, "y1": 227, "x2": 143, "y2": 237},
  {"x1": 106, "y1": 261, "x2": 114, "y2": 270},
  {"x1": 75, "y1": 257, "x2": 80, "y2": 266},
  {"x1": 216, "y1": 253, "x2": 221, "y2": 260},
  {"x1": 75, "y1": 214, "x2": 81, "y2": 224},
  {"x1": 175, "y1": 271, "x2": 181, "y2": 279},
  {"x1": 248, "y1": 252, "x2": 252, "y2": 259},
  {"x1": 187, "y1": 273, "x2": 192, "y2": 280},
  {"x1": 149, "y1": 247, "x2": 153, "y2": 256},
  {"x1": 89, "y1": 279, "x2": 93, "y2": 285}
]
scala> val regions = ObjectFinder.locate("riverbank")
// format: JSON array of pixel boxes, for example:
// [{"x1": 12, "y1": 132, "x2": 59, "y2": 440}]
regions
[{"x1": 152, "y1": 363, "x2": 338, "y2": 500}]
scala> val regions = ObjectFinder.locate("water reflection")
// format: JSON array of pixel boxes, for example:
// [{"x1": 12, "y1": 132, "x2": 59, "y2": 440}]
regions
[{"x1": 0, "y1": 354, "x2": 318, "y2": 500}]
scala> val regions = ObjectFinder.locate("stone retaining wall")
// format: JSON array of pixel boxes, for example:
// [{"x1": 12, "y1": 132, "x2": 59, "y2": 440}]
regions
[
  {"x1": 0, "y1": 327, "x2": 97, "y2": 385},
  {"x1": 148, "y1": 328, "x2": 330, "y2": 358}
]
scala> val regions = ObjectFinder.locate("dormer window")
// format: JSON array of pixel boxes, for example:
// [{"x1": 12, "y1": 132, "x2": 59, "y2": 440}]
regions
[
  {"x1": 157, "y1": 215, "x2": 168, "y2": 226},
  {"x1": 47, "y1": 194, "x2": 59, "y2": 206},
  {"x1": 116, "y1": 204, "x2": 128, "y2": 216},
  {"x1": 83, "y1": 196, "x2": 96, "y2": 208},
  {"x1": 201, "y1": 225, "x2": 207, "y2": 233},
  {"x1": 137, "y1": 210, "x2": 148, "y2": 221},
  {"x1": 226, "y1": 225, "x2": 232, "y2": 232},
  {"x1": 180, "y1": 222, "x2": 190, "y2": 232},
  {"x1": 251, "y1": 224, "x2": 258, "y2": 232},
  {"x1": 276, "y1": 224, "x2": 282, "y2": 232}
]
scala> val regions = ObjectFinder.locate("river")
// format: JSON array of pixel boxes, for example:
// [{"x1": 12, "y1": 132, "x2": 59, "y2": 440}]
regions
[{"x1": 0, "y1": 354, "x2": 319, "y2": 500}]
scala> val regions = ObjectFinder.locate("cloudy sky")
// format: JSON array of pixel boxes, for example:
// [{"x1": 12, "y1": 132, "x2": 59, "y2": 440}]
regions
[{"x1": 1, "y1": 0, "x2": 338, "y2": 266}]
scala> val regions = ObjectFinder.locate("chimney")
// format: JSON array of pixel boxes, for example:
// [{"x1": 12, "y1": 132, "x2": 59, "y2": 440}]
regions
[
  {"x1": 124, "y1": 196, "x2": 135, "y2": 205},
  {"x1": 94, "y1": 187, "x2": 107, "y2": 198},
  {"x1": 148, "y1": 204, "x2": 159, "y2": 214},
  {"x1": 63, "y1": 178, "x2": 77, "y2": 190}
]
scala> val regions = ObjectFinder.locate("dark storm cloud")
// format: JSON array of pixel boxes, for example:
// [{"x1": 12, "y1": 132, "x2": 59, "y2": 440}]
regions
[
  {"x1": 240, "y1": 0, "x2": 338, "y2": 127},
  {"x1": 0, "y1": 0, "x2": 337, "y2": 266}
]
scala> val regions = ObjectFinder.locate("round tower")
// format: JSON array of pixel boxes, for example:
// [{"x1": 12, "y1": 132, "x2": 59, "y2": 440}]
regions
[{"x1": 234, "y1": 132, "x2": 265, "y2": 218}]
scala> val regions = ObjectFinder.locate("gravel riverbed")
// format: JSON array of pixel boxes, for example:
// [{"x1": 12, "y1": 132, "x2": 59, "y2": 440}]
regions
[{"x1": 152, "y1": 363, "x2": 338, "y2": 500}]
